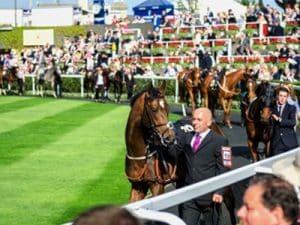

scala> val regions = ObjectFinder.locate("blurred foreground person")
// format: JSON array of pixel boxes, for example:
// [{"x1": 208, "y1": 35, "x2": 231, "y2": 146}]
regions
[
  {"x1": 73, "y1": 205, "x2": 141, "y2": 225},
  {"x1": 237, "y1": 174, "x2": 299, "y2": 225}
]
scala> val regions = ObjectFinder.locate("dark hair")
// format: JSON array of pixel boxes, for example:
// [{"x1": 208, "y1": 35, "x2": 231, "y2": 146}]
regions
[
  {"x1": 250, "y1": 175, "x2": 299, "y2": 224},
  {"x1": 73, "y1": 205, "x2": 141, "y2": 225},
  {"x1": 276, "y1": 86, "x2": 289, "y2": 95}
]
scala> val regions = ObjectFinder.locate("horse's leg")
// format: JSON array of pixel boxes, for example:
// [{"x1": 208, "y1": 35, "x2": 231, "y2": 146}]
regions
[
  {"x1": 149, "y1": 183, "x2": 165, "y2": 197},
  {"x1": 188, "y1": 89, "x2": 195, "y2": 112},
  {"x1": 225, "y1": 99, "x2": 233, "y2": 129},
  {"x1": 129, "y1": 182, "x2": 148, "y2": 202},
  {"x1": 247, "y1": 140, "x2": 258, "y2": 162}
]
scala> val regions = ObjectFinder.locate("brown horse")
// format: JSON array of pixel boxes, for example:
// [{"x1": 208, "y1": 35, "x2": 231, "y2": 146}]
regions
[
  {"x1": 125, "y1": 81, "x2": 176, "y2": 202},
  {"x1": 209, "y1": 68, "x2": 249, "y2": 128},
  {"x1": 177, "y1": 67, "x2": 201, "y2": 112},
  {"x1": 0, "y1": 66, "x2": 23, "y2": 95},
  {"x1": 245, "y1": 81, "x2": 276, "y2": 161},
  {"x1": 200, "y1": 69, "x2": 216, "y2": 108}
]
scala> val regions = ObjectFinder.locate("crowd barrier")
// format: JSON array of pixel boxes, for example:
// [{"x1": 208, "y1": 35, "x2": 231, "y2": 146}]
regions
[{"x1": 61, "y1": 147, "x2": 300, "y2": 225}]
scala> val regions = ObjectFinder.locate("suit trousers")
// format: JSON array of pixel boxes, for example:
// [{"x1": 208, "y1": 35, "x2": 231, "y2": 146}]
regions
[{"x1": 180, "y1": 200, "x2": 216, "y2": 225}]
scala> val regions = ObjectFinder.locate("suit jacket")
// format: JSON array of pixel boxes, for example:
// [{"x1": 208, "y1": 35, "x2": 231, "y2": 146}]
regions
[
  {"x1": 271, "y1": 103, "x2": 298, "y2": 154},
  {"x1": 170, "y1": 120, "x2": 229, "y2": 204}
]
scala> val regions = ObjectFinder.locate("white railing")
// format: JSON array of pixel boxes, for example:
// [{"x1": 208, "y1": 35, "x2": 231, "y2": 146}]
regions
[
  {"x1": 62, "y1": 147, "x2": 300, "y2": 225},
  {"x1": 24, "y1": 74, "x2": 179, "y2": 103},
  {"x1": 25, "y1": 74, "x2": 84, "y2": 97}
]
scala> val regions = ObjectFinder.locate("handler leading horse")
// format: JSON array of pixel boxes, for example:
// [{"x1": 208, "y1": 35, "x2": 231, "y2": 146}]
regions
[{"x1": 125, "y1": 81, "x2": 176, "y2": 202}]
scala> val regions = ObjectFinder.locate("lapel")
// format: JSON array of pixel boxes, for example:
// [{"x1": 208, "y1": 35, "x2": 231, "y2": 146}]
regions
[
  {"x1": 191, "y1": 130, "x2": 213, "y2": 153},
  {"x1": 199, "y1": 131, "x2": 212, "y2": 149}
]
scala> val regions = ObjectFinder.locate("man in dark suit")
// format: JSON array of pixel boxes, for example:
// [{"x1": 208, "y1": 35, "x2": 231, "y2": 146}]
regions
[
  {"x1": 169, "y1": 107, "x2": 230, "y2": 225},
  {"x1": 271, "y1": 87, "x2": 298, "y2": 156}
]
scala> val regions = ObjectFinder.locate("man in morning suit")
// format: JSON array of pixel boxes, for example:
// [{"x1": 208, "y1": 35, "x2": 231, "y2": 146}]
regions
[
  {"x1": 169, "y1": 108, "x2": 230, "y2": 225},
  {"x1": 271, "y1": 86, "x2": 298, "y2": 156}
]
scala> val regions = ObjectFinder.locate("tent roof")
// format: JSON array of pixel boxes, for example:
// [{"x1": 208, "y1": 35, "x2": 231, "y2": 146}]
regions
[{"x1": 133, "y1": 0, "x2": 173, "y2": 10}]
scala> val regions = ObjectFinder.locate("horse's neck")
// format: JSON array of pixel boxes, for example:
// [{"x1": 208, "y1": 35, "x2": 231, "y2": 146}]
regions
[{"x1": 224, "y1": 70, "x2": 243, "y2": 89}]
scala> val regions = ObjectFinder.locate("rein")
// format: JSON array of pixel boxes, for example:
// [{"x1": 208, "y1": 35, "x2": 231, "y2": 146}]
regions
[{"x1": 217, "y1": 80, "x2": 241, "y2": 96}]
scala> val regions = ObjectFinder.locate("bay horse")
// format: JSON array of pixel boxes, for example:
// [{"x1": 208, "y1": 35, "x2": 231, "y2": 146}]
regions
[
  {"x1": 35, "y1": 61, "x2": 61, "y2": 98},
  {"x1": 177, "y1": 67, "x2": 201, "y2": 112},
  {"x1": 0, "y1": 66, "x2": 23, "y2": 95},
  {"x1": 125, "y1": 81, "x2": 176, "y2": 202},
  {"x1": 245, "y1": 81, "x2": 276, "y2": 162},
  {"x1": 110, "y1": 69, "x2": 124, "y2": 103},
  {"x1": 82, "y1": 67, "x2": 98, "y2": 99},
  {"x1": 208, "y1": 68, "x2": 249, "y2": 128}
]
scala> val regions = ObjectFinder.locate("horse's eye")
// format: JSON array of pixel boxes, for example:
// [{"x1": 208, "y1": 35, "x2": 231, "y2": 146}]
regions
[
  {"x1": 159, "y1": 99, "x2": 165, "y2": 109},
  {"x1": 167, "y1": 121, "x2": 174, "y2": 129}
]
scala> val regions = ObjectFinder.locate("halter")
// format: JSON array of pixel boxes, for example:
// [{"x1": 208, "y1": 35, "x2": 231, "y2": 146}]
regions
[{"x1": 142, "y1": 94, "x2": 173, "y2": 147}]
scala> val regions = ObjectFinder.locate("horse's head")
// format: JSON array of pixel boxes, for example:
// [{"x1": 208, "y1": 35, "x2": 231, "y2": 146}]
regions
[
  {"x1": 258, "y1": 83, "x2": 276, "y2": 124},
  {"x1": 142, "y1": 81, "x2": 175, "y2": 146}
]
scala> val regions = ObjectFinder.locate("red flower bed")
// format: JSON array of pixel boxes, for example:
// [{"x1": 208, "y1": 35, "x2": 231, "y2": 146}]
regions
[
  {"x1": 278, "y1": 57, "x2": 288, "y2": 63},
  {"x1": 141, "y1": 57, "x2": 151, "y2": 63},
  {"x1": 214, "y1": 40, "x2": 226, "y2": 46},
  {"x1": 203, "y1": 40, "x2": 211, "y2": 47},
  {"x1": 162, "y1": 28, "x2": 173, "y2": 33},
  {"x1": 228, "y1": 24, "x2": 239, "y2": 30},
  {"x1": 153, "y1": 57, "x2": 167, "y2": 63},
  {"x1": 179, "y1": 27, "x2": 191, "y2": 32},
  {"x1": 269, "y1": 37, "x2": 281, "y2": 43},
  {"x1": 183, "y1": 57, "x2": 194, "y2": 63},
  {"x1": 286, "y1": 20, "x2": 297, "y2": 26},
  {"x1": 246, "y1": 23, "x2": 258, "y2": 29},
  {"x1": 124, "y1": 57, "x2": 133, "y2": 63},
  {"x1": 168, "y1": 41, "x2": 181, "y2": 47},
  {"x1": 218, "y1": 57, "x2": 229, "y2": 63},
  {"x1": 233, "y1": 57, "x2": 245, "y2": 63},
  {"x1": 184, "y1": 41, "x2": 194, "y2": 47},
  {"x1": 212, "y1": 25, "x2": 226, "y2": 31},
  {"x1": 153, "y1": 42, "x2": 163, "y2": 48},
  {"x1": 286, "y1": 37, "x2": 299, "y2": 44},
  {"x1": 169, "y1": 57, "x2": 181, "y2": 63}
]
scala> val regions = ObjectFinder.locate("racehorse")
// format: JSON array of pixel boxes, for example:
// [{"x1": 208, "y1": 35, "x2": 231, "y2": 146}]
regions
[
  {"x1": 35, "y1": 61, "x2": 61, "y2": 98},
  {"x1": 125, "y1": 81, "x2": 176, "y2": 202},
  {"x1": 245, "y1": 81, "x2": 276, "y2": 161},
  {"x1": 0, "y1": 66, "x2": 23, "y2": 95},
  {"x1": 177, "y1": 67, "x2": 201, "y2": 112},
  {"x1": 240, "y1": 76, "x2": 257, "y2": 127},
  {"x1": 200, "y1": 69, "x2": 217, "y2": 108},
  {"x1": 208, "y1": 68, "x2": 249, "y2": 128},
  {"x1": 83, "y1": 68, "x2": 97, "y2": 99},
  {"x1": 109, "y1": 68, "x2": 123, "y2": 103}
]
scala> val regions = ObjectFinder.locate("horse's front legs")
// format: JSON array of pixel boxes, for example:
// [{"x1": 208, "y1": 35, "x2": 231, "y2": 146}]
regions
[
  {"x1": 247, "y1": 140, "x2": 258, "y2": 162},
  {"x1": 129, "y1": 182, "x2": 148, "y2": 202},
  {"x1": 149, "y1": 182, "x2": 165, "y2": 197},
  {"x1": 221, "y1": 99, "x2": 233, "y2": 128}
]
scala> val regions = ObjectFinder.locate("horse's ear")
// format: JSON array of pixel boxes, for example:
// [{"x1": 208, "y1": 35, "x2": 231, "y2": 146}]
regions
[
  {"x1": 159, "y1": 80, "x2": 166, "y2": 95},
  {"x1": 148, "y1": 81, "x2": 154, "y2": 91}
]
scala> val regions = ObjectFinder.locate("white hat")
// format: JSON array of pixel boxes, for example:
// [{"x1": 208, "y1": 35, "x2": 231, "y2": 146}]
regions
[{"x1": 272, "y1": 150, "x2": 300, "y2": 187}]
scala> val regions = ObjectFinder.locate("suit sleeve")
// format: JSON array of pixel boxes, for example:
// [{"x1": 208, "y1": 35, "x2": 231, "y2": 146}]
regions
[
  {"x1": 278, "y1": 105, "x2": 297, "y2": 127},
  {"x1": 214, "y1": 135, "x2": 230, "y2": 195}
]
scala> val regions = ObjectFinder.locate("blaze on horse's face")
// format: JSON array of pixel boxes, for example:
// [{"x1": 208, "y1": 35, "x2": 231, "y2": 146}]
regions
[
  {"x1": 259, "y1": 84, "x2": 275, "y2": 124},
  {"x1": 142, "y1": 82, "x2": 175, "y2": 146}
]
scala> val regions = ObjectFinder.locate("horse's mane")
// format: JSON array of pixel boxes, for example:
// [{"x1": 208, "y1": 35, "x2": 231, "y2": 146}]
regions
[
  {"x1": 130, "y1": 85, "x2": 162, "y2": 107},
  {"x1": 130, "y1": 90, "x2": 146, "y2": 107}
]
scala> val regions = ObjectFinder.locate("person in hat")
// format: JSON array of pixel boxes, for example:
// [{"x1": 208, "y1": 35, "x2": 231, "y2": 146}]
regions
[
  {"x1": 272, "y1": 149, "x2": 300, "y2": 189},
  {"x1": 237, "y1": 174, "x2": 299, "y2": 225}
]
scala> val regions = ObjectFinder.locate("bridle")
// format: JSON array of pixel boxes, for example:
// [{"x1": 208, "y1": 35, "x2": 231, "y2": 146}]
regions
[{"x1": 142, "y1": 94, "x2": 173, "y2": 147}]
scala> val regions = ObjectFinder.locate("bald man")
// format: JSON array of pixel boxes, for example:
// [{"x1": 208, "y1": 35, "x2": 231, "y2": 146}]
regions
[{"x1": 169, "y1": 107, "x2": 230, "y2": 225}]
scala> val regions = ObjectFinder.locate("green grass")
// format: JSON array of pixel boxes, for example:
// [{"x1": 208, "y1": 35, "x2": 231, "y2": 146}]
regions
[{"x1": 0, "y1": 96, "x2": 182, "y2": 225}]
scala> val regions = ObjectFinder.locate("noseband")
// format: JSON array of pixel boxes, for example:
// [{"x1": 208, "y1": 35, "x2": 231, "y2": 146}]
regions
[{"x1": 142, "y1": 95, "x2": 172, "y2": 147}]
